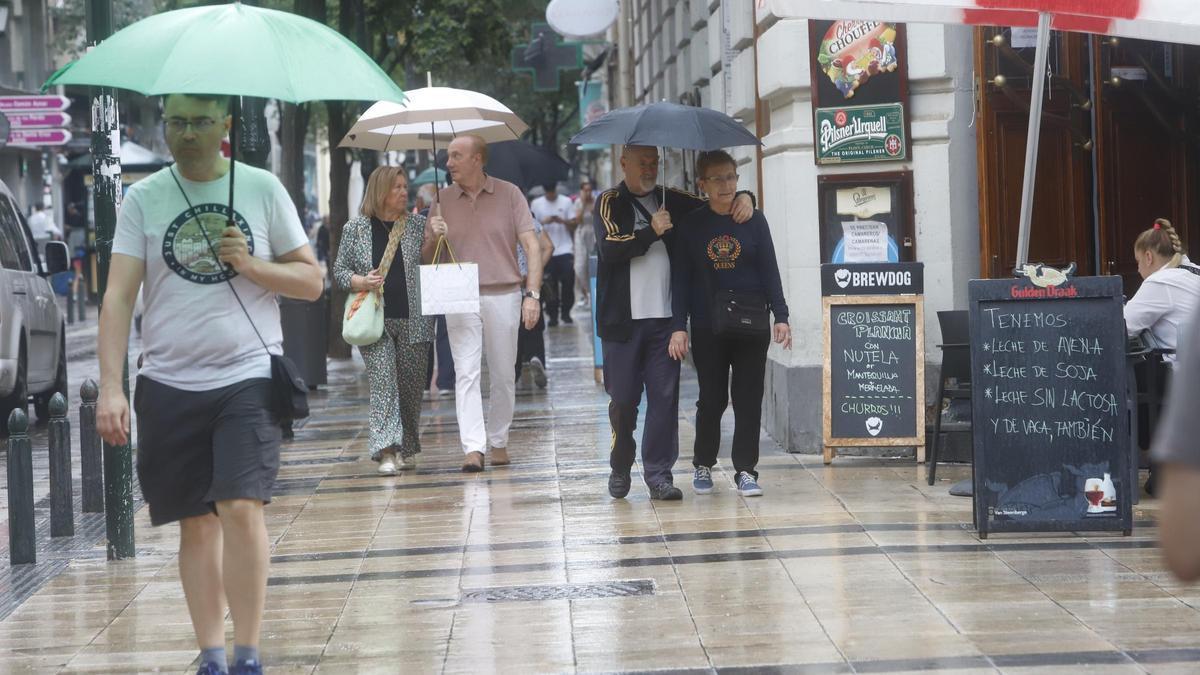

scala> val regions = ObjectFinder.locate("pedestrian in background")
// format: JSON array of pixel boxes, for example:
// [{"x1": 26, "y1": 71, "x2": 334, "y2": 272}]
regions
[
  {"x1": 573, "y1": 178, "x2": 597, "y2": 309},
  {"x1": 516, "y1": 214, "x2": 554, "y2": 389},
  {"x1": 334, "y1": 166, "x2": 433, "y2": 475},
  {"x1": 668, "y1": 149, "x2": 791, "y2": 498},
  {"x1": 27, "y1": 202, "x2": 61, "y2": 252},
  {"x1": 96, "y1": 93, "x2": 323, "y2": 675},
  {"x1": 416, "y1": 182, "x2": 455, "y2": 398},
  {"x1": 531, "y1": 181, "x2": 576, "y2": 326},
  {"x1": 594, "y1": 144, "x2": 754, "y2": 501},
  {"x1": 424, "y1": 134, "x2": 543, "y2": 472}
]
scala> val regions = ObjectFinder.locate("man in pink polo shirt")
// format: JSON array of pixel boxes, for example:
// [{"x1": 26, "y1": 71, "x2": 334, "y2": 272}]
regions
[{"x1": 424, "y1": 134, "x2": 543, "y2": 472}]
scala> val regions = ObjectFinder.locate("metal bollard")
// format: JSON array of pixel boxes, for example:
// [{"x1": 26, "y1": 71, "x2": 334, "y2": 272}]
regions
[
  {"x1": 48, "y1": 393, "x2": 74, "y2": 537},
  {"x1": 79, "y1": 379, "x2": 104, "y2": 513},
  {"x1": 66, "y1": 285, "x2": 75, "y2": 324},
  {"x1": 76, "y1": 280, "x2": 87, "y2": 321},
  {"x1": 7, "y1": 409, "x2": 35, "y2": 565}
]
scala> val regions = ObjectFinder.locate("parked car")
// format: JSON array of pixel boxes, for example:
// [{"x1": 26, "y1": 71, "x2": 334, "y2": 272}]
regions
[{"x1": 0, "y1": 180, "x2": 70, "y2": 428}]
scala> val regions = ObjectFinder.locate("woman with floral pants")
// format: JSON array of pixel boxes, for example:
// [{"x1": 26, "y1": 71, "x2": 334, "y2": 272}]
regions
[{"x1": 333, "y1": 166, "x2": 434, "y2": 474}]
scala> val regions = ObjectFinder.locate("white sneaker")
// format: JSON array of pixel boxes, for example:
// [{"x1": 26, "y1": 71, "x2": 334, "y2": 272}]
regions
[
  {"x1": 377, "y1": 455, "x2": 397, "y2": 475},
  {"x1": 528, "y1": 357, "x2": 548, "y2": 388},
  {"x1": 397, "y1": 454, "x2": 418, "y2": 471}
]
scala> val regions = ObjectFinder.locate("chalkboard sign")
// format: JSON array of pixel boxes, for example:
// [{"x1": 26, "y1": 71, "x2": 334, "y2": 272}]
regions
[
  {"x1": 822, "y1": 263, "x2": 925, "y2": 465},
  {"x1": 969, "y1": 276, "x2": 1132, "y2": 537}
]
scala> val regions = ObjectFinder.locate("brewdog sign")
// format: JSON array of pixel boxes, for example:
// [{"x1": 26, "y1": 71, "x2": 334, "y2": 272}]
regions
[{"x1": 815, "y1": 103, "x2": 906, "y2": 164}]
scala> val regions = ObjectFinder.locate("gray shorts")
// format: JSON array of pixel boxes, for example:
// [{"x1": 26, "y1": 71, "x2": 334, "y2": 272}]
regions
[{"x1": 134, "y1": 376, "x2": 282, "y2": 526}]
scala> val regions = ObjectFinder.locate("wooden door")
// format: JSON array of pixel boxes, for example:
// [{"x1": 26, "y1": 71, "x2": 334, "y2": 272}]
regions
[
  {"x1": 1093, "y1": 38, "x2": 1200, "y2": 295},
  {"x1": 975, "y1": 28, "x2": 1094, "y2": 279}
]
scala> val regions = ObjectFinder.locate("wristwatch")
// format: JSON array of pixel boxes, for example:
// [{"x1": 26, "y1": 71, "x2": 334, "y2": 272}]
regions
[{"x1": 523, "y1": 290, "x2": 541, "y2": 301}]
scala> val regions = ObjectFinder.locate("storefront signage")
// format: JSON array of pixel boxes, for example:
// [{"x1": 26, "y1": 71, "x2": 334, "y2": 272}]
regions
[
  {"x1": 816, "y1": 103, "x2": 906, "y2": 164},
  {"x1": 816, "y1": 21, "x2": 899, "y2": 99}
]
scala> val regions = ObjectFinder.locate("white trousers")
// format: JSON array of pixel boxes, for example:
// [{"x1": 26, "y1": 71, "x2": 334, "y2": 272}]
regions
[{"x1": 445, "y1": 291, "x2": 522, "y2": 454}]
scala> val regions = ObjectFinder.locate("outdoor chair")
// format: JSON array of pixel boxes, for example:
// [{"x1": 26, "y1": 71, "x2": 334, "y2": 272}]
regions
[{"x1": 927, "y1": 310, "x2": 972, "y2": 486}]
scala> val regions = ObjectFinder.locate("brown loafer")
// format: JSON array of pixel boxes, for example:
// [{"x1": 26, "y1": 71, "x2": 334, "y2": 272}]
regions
[
  {"x1": 462, "y1": 451, "x2": 485, "y2": 473},
  {"x1": 490, "y1": 446, "x2": 510, "y2": 466}
]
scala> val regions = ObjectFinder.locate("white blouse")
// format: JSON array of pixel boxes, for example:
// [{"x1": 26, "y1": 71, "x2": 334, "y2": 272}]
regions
[{"x1": 1124, "y1": 256, "x2": 1200, "y2": 362}]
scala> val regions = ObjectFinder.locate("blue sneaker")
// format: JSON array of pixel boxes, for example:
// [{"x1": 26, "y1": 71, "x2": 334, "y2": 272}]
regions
[
  {"x1": 736, "y1": 471, "x2": 763, "y2": 497},
  {"x1": 196, "y1": 662, "x2": 225, "y2": 675},
  {"x1": 692, "y1": 466, "x2": 714, "y2": 494},
  {"x1": 230, "y1": 660, "x2": 262, "y2": 675}
]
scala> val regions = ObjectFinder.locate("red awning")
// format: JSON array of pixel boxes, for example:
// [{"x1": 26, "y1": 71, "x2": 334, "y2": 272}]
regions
[{"x1": 764, "y1": 1, "x2": 1200, "y2": 45}]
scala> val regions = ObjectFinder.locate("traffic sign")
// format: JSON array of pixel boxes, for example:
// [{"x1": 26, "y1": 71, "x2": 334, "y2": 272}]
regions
[
  {"x1": 0, "y1": 95, "x2": 71, "y2": 113},
  {"x1": 8, "y1": 129, "x2": 73, "y2": 146},
  {"x1": 5, "y1": 112, "x2": 72, "y2": 129}
]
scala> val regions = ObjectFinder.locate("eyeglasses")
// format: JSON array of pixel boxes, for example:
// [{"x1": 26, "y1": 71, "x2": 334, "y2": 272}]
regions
[
  {"x1": 702, "y1": 173, "x2": 739, "y2": 184},
  {"x1": 164, "y1": 117, "x2": 220, "y2": 133}
]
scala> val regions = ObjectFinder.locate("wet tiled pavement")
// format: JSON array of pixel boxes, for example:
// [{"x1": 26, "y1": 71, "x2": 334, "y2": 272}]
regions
[{"x1": 0, "y1": 312, "x2": 1193, "y2": 674}]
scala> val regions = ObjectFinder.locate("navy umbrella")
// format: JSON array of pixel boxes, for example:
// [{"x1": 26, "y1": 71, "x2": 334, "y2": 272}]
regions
[
  {"x1": 569, "y1": 102, "x2": 760, "y2": 203},
  {"x1": 485, "y1": 140, "x2": 571, "y2": 194}
]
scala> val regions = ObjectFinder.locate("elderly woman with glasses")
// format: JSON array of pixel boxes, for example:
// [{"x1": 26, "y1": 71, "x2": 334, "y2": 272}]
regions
[
  {"x1": 668, "y1": 150, "x2": 792, "y2": 498},
  {"x1": 333, "y1": 166, "x2": 434, "y2": 475}
]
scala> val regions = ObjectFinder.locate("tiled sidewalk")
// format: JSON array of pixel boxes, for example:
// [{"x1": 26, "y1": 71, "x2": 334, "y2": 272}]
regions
[{"x1": 0, "y1": 319, "x2": 1191, "y2": 674}]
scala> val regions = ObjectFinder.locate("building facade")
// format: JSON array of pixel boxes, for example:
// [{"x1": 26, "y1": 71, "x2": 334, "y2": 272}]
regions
[
  {"x1": 0, "y1": 0, "x2": 53, "y2": 215},
  {"x1": 616, "y1": 1, "x2": 982, "y2": 453}
]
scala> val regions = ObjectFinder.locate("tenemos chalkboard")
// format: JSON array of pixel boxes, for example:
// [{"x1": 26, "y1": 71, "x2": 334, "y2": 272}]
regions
[
  {"x1": 969, "y1": 275, "x2": 1132, "y2": 538},
  {"x1": 822, "y1": 263, "x2": 925, "y2": 465}
]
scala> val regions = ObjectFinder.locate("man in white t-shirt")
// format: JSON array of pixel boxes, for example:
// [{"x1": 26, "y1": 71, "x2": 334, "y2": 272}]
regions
[
  {"x1": 530, "y1": 182, "x2": 577, "y2": 325},
  {"x1": 27, "y1": 203, "x2": 61, "y2": 251},
  {"x1": 95, "y1": 93, "x2": 322, "y2": 675}
]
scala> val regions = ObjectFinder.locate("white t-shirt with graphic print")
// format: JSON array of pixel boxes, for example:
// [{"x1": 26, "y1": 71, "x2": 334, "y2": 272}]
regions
[{"x1": 112, "y1": 163, "x2": 309, "y2": 391}]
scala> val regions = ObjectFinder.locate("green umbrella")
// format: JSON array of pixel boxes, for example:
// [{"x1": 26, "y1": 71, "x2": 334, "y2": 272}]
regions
[
  {"x1": 44, "y1": 2, "x2": 405, "y2": 236},
  {"x1": 411, "y1": 165, "x2": 446, "y2": 189},
  {"x1": 44, "y1": 3, "x2": 404, "y2": 104}
]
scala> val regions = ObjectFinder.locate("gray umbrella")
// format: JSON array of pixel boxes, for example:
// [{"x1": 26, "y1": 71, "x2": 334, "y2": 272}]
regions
[
  {"x1": 568, "y1": 102, "x2": 760, "y2": 151},
  {"x1": 569, "y1": 102, "x2": 760, "y2": 203}
]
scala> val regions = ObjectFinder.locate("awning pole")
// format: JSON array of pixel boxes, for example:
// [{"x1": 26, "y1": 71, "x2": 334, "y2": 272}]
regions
[{"x1": 1015, "y1": 12, "x2": 1053, "y2": 269}]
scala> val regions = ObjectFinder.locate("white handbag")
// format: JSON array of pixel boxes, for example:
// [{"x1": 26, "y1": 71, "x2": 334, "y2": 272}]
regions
[
  {"x1": 342, "y1": 220, "x2": 403, "y2": 346},
  {"x1": 420, "y1": 236, "x2": 480, "y2": 316},
  {"x1": 342, "y1": 289, "x2": 384, "y2": 345}
]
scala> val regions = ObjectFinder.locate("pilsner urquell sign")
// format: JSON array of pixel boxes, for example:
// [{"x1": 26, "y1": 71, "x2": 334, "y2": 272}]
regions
[{"x1": 816, "y1": 103, "x2": 906, "y2": 165}]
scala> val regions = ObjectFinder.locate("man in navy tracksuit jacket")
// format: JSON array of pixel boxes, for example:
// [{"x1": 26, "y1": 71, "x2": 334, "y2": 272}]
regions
[{"x1": 592, "y1": 145, "x2": 754, "y2": 500}]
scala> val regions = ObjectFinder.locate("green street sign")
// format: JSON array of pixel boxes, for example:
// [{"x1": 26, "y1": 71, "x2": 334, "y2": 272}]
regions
[{"x1": 815, "y1": 103, "x2": 906, "y2": 164}]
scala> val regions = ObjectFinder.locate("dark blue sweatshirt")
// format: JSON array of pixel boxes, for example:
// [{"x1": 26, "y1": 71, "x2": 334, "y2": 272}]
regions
[{"x1": 671, "y1": 205, "x2": 789, "y2": 332}]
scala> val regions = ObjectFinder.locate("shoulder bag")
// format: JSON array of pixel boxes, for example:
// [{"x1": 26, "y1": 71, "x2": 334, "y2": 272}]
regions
[{"x1": 342, "y1": 218, "x2": 403, "y2": 346}]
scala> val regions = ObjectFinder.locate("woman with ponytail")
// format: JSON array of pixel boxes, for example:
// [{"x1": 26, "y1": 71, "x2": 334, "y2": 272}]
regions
[{"x1": 1124, "y1": 218, "x2": 1200, "y2": 362}]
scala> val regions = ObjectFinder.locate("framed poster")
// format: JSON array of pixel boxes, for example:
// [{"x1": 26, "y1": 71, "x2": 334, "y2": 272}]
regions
[
  {"x1": 817, "y1": 171, "x2": 916, "y2": 264},
  {"x1": 809, "y1": 20, "x2": 911, "y2": 165}
]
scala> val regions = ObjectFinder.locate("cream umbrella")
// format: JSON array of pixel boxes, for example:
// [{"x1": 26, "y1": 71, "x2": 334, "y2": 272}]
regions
[{"x1": 339, "y1": 83, "x2": 528, "y2": 198}]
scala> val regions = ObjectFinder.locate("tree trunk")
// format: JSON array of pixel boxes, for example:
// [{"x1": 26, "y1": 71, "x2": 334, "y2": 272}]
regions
[
  {"x1": 326, "y1": 100, "x2": 353, "y2": 359},
  {"x1": 279, "y1": 102, "x2": 308, "y2": 221},
  {"x1": 324, "y1": 0, "x2": 369, "y2": 359}
]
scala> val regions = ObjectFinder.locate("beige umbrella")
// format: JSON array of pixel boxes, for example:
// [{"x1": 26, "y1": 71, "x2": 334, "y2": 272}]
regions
[
  {"x1": 339, "y1": 86, "x2": 527, "y2": 151},
  {"x1": 339, "y1": 84, "x2": 528, "y2": 198}
]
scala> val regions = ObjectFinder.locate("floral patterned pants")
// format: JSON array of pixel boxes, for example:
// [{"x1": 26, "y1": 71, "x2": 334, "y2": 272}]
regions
[{"x1": 360, "y1": 319, "x2": 430, "y2": 461}]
